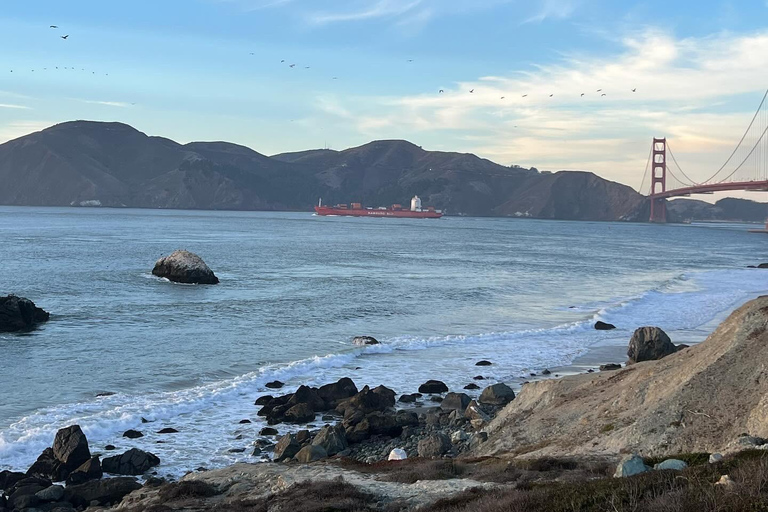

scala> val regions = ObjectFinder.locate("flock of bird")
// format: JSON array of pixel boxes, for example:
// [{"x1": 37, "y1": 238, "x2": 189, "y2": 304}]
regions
[{"x1": 9, "y1": 24, "x2": 640, "y2": 105}]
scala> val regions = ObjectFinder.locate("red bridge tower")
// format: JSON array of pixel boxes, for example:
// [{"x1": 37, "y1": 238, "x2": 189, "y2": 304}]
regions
[{"x1": 649, "y1": 138, "x2": 667, "y2": 223}]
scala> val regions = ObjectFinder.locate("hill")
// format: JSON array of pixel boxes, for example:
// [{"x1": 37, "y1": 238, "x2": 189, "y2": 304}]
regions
[
  {"x1": 0, "y1": 120, "x2": 647, "y2": 220},
  {"x1": 668, "y1": 197, "x2": 768, "y2": 222}
]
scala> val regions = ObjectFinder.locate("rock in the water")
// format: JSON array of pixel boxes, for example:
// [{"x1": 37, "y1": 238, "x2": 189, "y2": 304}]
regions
[
  {"x1": 102, "y1": 448, "x2": 160, "y2": 476},
  {"x1": 265, "y1": 381, "x2": 285, "y2": 389},
  {"x1": 613, "y1": 454, "x2": 650, "y2": 478},
  {"x1": 64, "y1": 477, "x2": 141, "y2": 508},
  {"x1": 398, "y1": 393, "x2": 418, "y2": 403},
  {"x1": 0, "y1": 295, "x2": 50, "y2": 333},
  {"x1": 418, "y1": 380, "x2": 449, "y2": 394},
  {"x1": 463, "y1": 383, "x2": 480, "y2": 390},
  {"x1": 52, "y1": 425, "x2": 91, "y2": 478},
  {"x1": 473, "y1": 375, "x2": 485, "y2": 380},
  {"x1": 157, "y1": 427, "x2": 178, "y2": 434},
  {"x1": 151, "y1": 250, "x2": 219, "y2": 285},
  {"x1": 653, "y1": 459, "x2": 688, "y2": 471},
  {"x1": 475, "y1": 360, "x2": 493, "y2": 366},
  {"x1": 311, "y1": 425, "x2": 348, "y2": 456},
  {"x1": 255, "y1": 395, "x2": 274, "y2": 406},
  {"x1": 440, "y1": 392, "x2": 471, "y2": 412},
  {"x1": 600, "y1": 363, "x2": 622, "y2": 371},
  {"x1": 122, "y1": 429, "x2": 143, "y2": 439},
  {"x1": 352, "y1": 336, "x2": 379, "y2": 345},
  {"x1": 595, "y1": 321, "x2": 616, "y2": 330},
  {"x1": 627, "y1": 327, "x2": 676, "y2": 363},
  {"x1": 388, "y1": 448, "x2": 408, "y2": 461},
  {"x1": 479, "y1": 383, "x2": 515, "y2": 406},
  {"x1": 66, "y1": 456, "x2": 102, "y2": 485},
  {"x1": 294, "y1": 445, "x2": 327, "y2": 463},
  {"x1": 417, "y1": 433, "x2": 452, "y2": 458},
  {"x1": 317, "y1": 378, "x2": 359, "y2": 408},
  {"x1": 259, "y1": 427, "x2": 278, "y2": 436},
  {"x1": 274, "y1": 434, "x2": 301, "y2": 462}
]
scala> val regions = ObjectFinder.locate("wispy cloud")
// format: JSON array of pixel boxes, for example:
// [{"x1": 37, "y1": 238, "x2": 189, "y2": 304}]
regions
[
  {"x1": 523, "y1": 0, "x2": 581, "y2": 24},
  {"x1": 0, "y1": 121, "x2": 53, "y2": 144},
  {"x1": 80, "y1": 100, "x2": 131, "y2": 108},
  {"x1": 307, "y1": 0, "x2": 424, "y2": 25},
  {"x1": 0, "y1": 104, "x2": 31, "y2": 110}
]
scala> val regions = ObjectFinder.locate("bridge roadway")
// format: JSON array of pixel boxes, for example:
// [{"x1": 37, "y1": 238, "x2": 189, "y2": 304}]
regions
[{"x1": 649, "y1": 180, "x2": 768, "y2": 200}]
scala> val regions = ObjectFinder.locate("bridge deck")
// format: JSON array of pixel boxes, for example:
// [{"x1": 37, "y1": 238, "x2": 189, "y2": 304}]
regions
[{"x1": 649, "y1": 180, "x2": 768, "y2": 199}]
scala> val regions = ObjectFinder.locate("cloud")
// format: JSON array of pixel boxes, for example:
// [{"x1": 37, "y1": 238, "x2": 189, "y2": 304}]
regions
[
  {"x1": 0, "y1": 121, "x2": 53, "y2": 144},
  {"x1": 313, "y1": 28, "x2": 768, "y2": 190},
  {"x1": 523, "y1": 0, "x2": 580, "y2": 24},
  {"x1": 80, "y1": 100, "x2": 131, "y2": 108},
  {"x1": 0, "y1": 104, "x2": 31, "y2": 110},
  {"x1": 308, "y1": 0, "x2": 424, "y2": 24}
]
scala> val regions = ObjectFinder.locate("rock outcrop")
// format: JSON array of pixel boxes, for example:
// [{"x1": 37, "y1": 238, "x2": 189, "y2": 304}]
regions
[
  {"x1": 352, "y1": 336, "x2": 379, "y2": 345},
  {"x1": 476, "y1": 296, "x2": 768, "y2": 459},
  {"x1": 0, "y1": 295, "x2": 49, "y2": 333},
  {"x1": 102, "y1": 448, "x2": 160, "y2": 476},
  {"x1": 152, "y1": 250, "x2": 219, "y2": 284},
  {"x1": 627, "y1": 326, "x2": 676, "y2": 363}
]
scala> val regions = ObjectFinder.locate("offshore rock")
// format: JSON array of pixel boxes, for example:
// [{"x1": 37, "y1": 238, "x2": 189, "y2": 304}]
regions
[
  {"x1": 595, "y1": 321, "x2": 616, "y2": 330},
  {"x1": 152, "y1": 250, "x2": 219, "y2": 284},
  {"x1": 418, "y1": 380, "x2": 449, "y2": 394},
  {"x1": 352, "y1": 336, "x2": 379, "y2": 345},
  {"x1": 102, "y1": 448, "x2": 160, "y2": 476},
  {"x1": 0, "y1": 295, "x2": 49, "y2": 333},
  {"x1": 479, "y1": 383, "x2": 515, "y2": 406}
]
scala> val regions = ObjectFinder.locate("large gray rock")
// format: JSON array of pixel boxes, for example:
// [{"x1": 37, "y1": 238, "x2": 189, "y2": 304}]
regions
[
  {"x1": 627, "y1": 327, "x2": 676, "y2": 363},
  {"x1": 440, "y1": 392, "x2": 471, "y2": 412},
  {"x1": 36, "y1": 484, "x2": 65, "y2": 502},
  {"x1": 152, "y1": 250, "x2": 219, "y2": 284},
  {"x1": 274, "y1": 434, "x2": 301, "y2": 462},
  {"x1": 66, "y1": 456, "x2": 102, "y2": 485},
  {"x1": 52, "y1": 425, "x2": 91, "y2": 478},
  {"x1": 417, "y1": 433, "x2": 452, "y2": 458},
  {"x1": 654, "y1": 459, "x2": 688, "y2": 471},
  {"x1": 418, "y1": 380, "x2": 449, "y2": 394},
  {"x1": 294, "y1": 445, "x2": 327, "y2": 463},
  {"x1": 479, "y1": 383, "x2": 515, "y2": 406},
  {"x1": 311, "y1": 425, "x2": 348, "y2": 456},
  {"x1": 352, "y1": 336, "x2": 379, "y2": 345},
  {"x1": 64, "y1": 477, "x2": 141, "y2": 508},
  {"x1": 102, "y1": 448, "x2": 159, "y2": 476},
  {"x1": 613, "y1": 454, "x2": 651, "y2": 477},
  {"x1": 0, "y1": 295, "x2": 50, "y2": 333}
]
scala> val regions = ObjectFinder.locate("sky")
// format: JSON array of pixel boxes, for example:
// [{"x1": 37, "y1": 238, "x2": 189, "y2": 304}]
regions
[{"x1": 1, "y1": 0, "x2": 768, "y2": 199}]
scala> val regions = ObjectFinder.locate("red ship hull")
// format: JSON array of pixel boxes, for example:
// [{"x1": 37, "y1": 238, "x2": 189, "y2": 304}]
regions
[{"x1": 314, "y1": 206, "x2": 442, "y2": 218}]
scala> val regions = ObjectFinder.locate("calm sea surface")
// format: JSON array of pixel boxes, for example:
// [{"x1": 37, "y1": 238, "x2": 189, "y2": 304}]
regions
[{"x1": 1, "y1": 207, "x2": 767, "y2": 476}]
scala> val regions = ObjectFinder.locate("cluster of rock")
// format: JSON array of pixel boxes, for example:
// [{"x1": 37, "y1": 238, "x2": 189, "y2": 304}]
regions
[
  {"x1": 0, "y1": 295, "x2": 49, "y2": 333},
  {"x1": 255, "y1": 378, "x2": 516, "y2": 464},
  {"x1": 1, "y1": 425, "x2": 158, "y2": 512},
  {"x1": 152, "y1": 250, "x2": 219, "y2": 285}
]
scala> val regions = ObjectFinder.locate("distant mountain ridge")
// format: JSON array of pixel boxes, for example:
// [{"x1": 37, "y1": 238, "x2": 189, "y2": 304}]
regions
[{"x1": 0, "y1": 120, "x2": 646, "y2": 220}]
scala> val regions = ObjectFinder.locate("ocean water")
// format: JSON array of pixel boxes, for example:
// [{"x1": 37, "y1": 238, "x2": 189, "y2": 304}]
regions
[{"x1": 1, "y1": 207, "x2": 767, "y2": 477}]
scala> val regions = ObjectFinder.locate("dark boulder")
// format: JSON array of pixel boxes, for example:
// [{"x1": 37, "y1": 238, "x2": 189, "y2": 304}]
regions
[
  {"x1": 317, "y1": 378, "x2": 358, "y2": 408},
  {"x1": 284, "y1": 403, "x2": 316, "y2": 424},
  {"x1": 105, "y1": 445, "x2": 117, "y2": 451},
  {"x1": 66, "y1": 456, "x2": 102, "y2": 485},
  {"x1": 287, "y1": 385, "x2": 326, "y2": 412},
  {"x1": 475, "y1": 360, "x2": 493, "y2": 366},
  {"x1": 102, "y1": 448, "x2": 160, "y2": 475},
  {"x1": 417, "y1": 433, "x2": 452, "y2": 458},
  {"x1": 274, "y1": 434, "x2": 301, "y2": 462},
  {"x1": 346, "y1": 411, "x2": 402, "y2": 443},
  {"x1": 123, "y1": 429, "x2": 143, "y2": 439},
  {"x1": 627, "y1": 327, "x2": 677, "y2": 363},
  {"x1": 398, "y1": 393, "x2": 418, "y2": 403},
  {"x1": 473, "y1": 375, "x2": 485, "y2": 380},
  {"x1": 336, "y1": 385, "x2": 395, "y2": 417},
  {"x1": 255, "y1": 395, "x2": 274, "y2": 406},
  {"x1": 239, "y1": 419, "x2": 251, "y2": 424},
  {"x1": 311, "y1": 425, "x2": 348, "y2": 456},
  {"x1": 418, "y1": 380, "x2": 449, "y2": 394},
  {"x1": 0, "y1": 295, "x2": 50, "y2": 333},
  {"x1": 352, "y1": 336, "x2": 379, "y2": 345},
  {"x1": 26, "y1": 448, "x2": 64, "y2": 481},
  {"x1": 52, "y1": 425, "x2": 91, "y2": 479},
  {"x1": 8, "y1": 490, "x2": 41, "y2": 511},
  {"x1": 542, "y1": 369, "x2": 551, "y2": 375},
  {"x1": 0, "y1": 470, "x2": 25, "y2": 492},
  {"x1": 440, "y1": 392, "x2": 471, "y2": 412},
  {"x1": 595, "y1": 321, "x2": 616, "y2": 330},
  {"x1": 157, "y1": 427, "x2": 179, "y2": 434},
  {"x1": 479, "y1": 383, "x2": 516, "y2": 406},
  {"x1": 464, "y1": 383, "x2": 480, "y2": 390},
  {"x1": 600, "y1": 363, "x2": 622, "y2": 371},
  {"x1": 266, "y1": 380, "x2": 285, "y2": 389},
  {"x1": 294, "y1": 445, "x2": 327, "y2": 463},
  {"x1": 64, "y1": 477, "x2": 141, "y2": 509},
  {"x1": 260, "y1": 427, "x2": 278, "y2": 436},
  {"x1": 152, "y1": 250, "x2": 219, "y2": 284}
]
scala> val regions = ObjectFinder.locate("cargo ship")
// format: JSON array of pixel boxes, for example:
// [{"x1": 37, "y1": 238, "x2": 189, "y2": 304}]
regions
[{"x1": 314, "y1": 196, "x2": 443, "y2": 219}]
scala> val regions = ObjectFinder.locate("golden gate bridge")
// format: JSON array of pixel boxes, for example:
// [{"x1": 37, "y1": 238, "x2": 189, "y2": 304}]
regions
[{"x1": 639, "y1": 89, "x2": 768, "y2": 222}]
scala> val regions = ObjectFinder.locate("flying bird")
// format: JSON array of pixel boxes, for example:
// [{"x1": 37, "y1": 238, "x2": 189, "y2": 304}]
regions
[
  {"x1": 305, "y1": 66, "x2": 310, "y2": 69},
  {"x1": 632, "y1": 88, "x2": 637, "y2": 92},
  {"x1": 601, "y1": 93, "x2": 607, "y2": 96},
  {"x1": 289, "y1": 64, "x2": 295, "y2": 68},
  {"x1": 249, "y1": 52, "x2": 254, "y2": 55},
  {"x1": 580, "y1": 93, "x2": 585, "y2": 97},
  {"x1": 596, "y1": 89, "x2": 602, "y2": 92},
  {"x1": 280, "y1": 60, "x2": 285, "y2": 63},
  {"x1": 522, "y1": 94, "x2": 528, "y2": 97},
  {"x1": 549, "y1": 94, "x2": 554, "y2": 97},
  {"x1": 61, "y1": 35, "x2": 69, "y2": 39},
  {"x1": 500, "y1": 96, "x2": 505, "y2": 99},
  {"x1": 469, "y1": 89, "x2": 474, "y2": 93},
  {"x1": 333, "y1": 77, "x2": 338, "y2": 80},
  {"x1": 50, "y1": 25, "x2": 58, "y2": 29},
  {"x1": 439, "y1": 89, "x2": 444, "y2": 93},
  {"x1": 407, "y1": 59, "x2": 414, "y2": 62}
]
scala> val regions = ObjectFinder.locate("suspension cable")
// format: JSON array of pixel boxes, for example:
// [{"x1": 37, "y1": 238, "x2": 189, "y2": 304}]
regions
[
  {"x1": 701, "y1": 88, "x2": 768, "y2": 183},
  {"x1": 714, "y1": 122, "x2": 768, "y2": 183},
  {"x1": 638, "y1": 145, "x2": 652, "y2": 194},
  {"x1": 665, "y1": 141, "x2": 698, "y2": 186}
]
